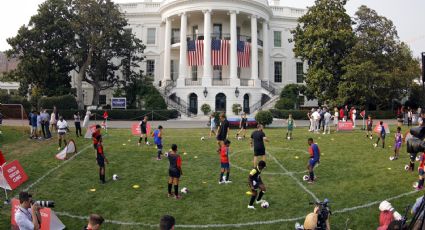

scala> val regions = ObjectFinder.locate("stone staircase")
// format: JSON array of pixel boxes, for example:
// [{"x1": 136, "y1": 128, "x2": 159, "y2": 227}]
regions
[
  {"x1": 249, "y1": 81, "x2": 281, "y2": 114},
  {"x1": 157, "y1": 80, "x2": 195, "y2": 117}
]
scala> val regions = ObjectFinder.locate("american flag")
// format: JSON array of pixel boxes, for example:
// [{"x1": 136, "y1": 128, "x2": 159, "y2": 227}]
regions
[
  {"x1": 188, "y1": 40, "x2": 204, "y2": 66},
  {"x1": 237, "y1": 41, "x2": 250, "y2": 67},
  {"x1": 211, "y1": 39, "x2": 229, "y2": 66}
]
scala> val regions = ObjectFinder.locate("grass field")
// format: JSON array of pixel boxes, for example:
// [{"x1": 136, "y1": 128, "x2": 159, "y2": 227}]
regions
[{"x1": 0, "y1": 124, "x2": 422, "y2": 229}]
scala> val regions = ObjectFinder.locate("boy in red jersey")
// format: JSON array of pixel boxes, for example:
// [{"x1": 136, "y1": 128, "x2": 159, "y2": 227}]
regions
[
  {"x1": 218, "y1": 140, "x2": 231, "y2": 184},
  {"x1": 414, "y1": 152, "x2": 425, "y2": 190},
  {"x1": 166, "y1": 144, "x2": 183, "y2": 199},
  {"x1": 96, "y1": 135, "x2": 109, "y2": 184}
]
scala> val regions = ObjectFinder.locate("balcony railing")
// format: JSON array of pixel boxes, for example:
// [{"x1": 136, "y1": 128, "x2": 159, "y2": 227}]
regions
[
  {"x1": 171, "y1": 36, "x2": 180, "y2": 44},
  {"x1": 185, "y1": 34, "x2": 263, "y2": 46},
  {"x1": 240, "y1": 79, "x2": 255, "y2": 86},
  {"x1": 212, "y1": 78, "x2": 230, "y2": 86},
  {"x1": 185, "y1": 78, "x2": 201, "y2": 86}
]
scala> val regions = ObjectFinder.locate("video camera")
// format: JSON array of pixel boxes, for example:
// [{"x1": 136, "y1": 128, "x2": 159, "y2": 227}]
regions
[
  {"x1": 407, "y1": 126, "x2": 425, "y2": 155},
  {"x1": 31, "y1": 200, "x2": 55, "y2": 208},
  {"x1": 310, "y1": 199, "x2": 331, "y2": 230}
]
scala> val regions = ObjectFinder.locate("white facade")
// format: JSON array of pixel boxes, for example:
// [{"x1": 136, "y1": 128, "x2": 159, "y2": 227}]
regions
[{"x1": 118, "y1": 0, "x2": 313, "y2": 114}]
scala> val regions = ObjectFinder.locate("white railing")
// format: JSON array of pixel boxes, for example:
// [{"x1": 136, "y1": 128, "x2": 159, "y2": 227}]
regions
[
  {"x1": 240, "y1": 79, "x2": 255, "y2": 87},
  {"x1": 119, "y1": 2, "x2": 161, "y2": 13},
  {"x1": 271, "y1": 6, "x2": 306, "y2": 18}
]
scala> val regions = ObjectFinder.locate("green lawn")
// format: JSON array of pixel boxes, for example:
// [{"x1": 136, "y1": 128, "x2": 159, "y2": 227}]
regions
[{"x1": 0, "y1": 125, "x2": 421, "y2": 229}]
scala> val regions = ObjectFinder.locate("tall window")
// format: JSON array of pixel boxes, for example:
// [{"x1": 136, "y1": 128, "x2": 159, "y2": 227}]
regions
[
  {"x1": 296, "y1": 62, "x2": 304, "y2": 83},
  {"x1": 274, "y1": 31, "x2": 282, "y2": 47},
  {"x1": 171, "y1": 28, "x2": 180, "y2": 44},
  {"x1": 146, "y1": 60, "x2": 155, "y2": 76},
  {"x1": 274, "y1": 61, "x2": 282, "y2": 83},
  {"x1": 192, "y1": 25, "x2": 198, "y2": 40},
  {"x1": 298, "y1": 95, "x2": 305, "y2": 106},
  {"x1": 99, "y1": 95, "x2": 107, "y2": 105},
  {"x1": 213, "y1": 24, "x2": 222, "y2": 39},
  {"x1": 191, "y1": 66, "x2": 198, "y2": 81},
  {"x1": 147, "y1": 28, "x2": 156, "y2": 44},
  {"x1": 237, "y1": 67, "x2": 241, "y2": 79},
  {"x1": 213, "y1": 66, "x2": 222, "y2": 80},
  {"x1": 170, "y1": 60, "x2": 178, "y2": 81}
]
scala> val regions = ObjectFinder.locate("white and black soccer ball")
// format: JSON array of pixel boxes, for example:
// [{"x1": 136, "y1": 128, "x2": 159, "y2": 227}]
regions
[
  {"x1": 287, "y1": 137, "x2": 291, "y2": 140},
  {"x1": 405, "y1": 165, "x2": 410, "y2": 171},
  {"x1": 303, "y1": 175, "x2": 310, "y2": 181},
  {"x1": 181, "y1": 187, "x2": 189, "y2": 194},
  {"x1": 237, "y1": 136, "x2": 243, "y2": 141},
  {"x1": 389, "y1": 156, "x2": 395, "y2": 161},
  {"x1": 146, "y1": 141, "x2": 150, "y2": 145},
  {"x1": 112, "y1": 174, "x2": 119, "y2": 181},
  {"x1": 261, "y1": 201, "x2": 270, "y2": 208},
  {"x1": 201, "y1": 136, "x2": 205, "y2": 141},
  {"x1": 413, "y1": 182, "x2": 419, "y2": 188}
]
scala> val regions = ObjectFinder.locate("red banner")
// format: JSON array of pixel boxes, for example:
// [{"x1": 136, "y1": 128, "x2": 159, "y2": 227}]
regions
[
  {"x1": 0, "y1": 150, "x2": 6, "y2": 166},
  {"x1": 0, "y1": 160, "x2": 28, "y2": 190},
  {"x1": 84, "y1": 124, "x2": 98, "y2": 139},
  {"x1": 11, "y1": 199, "x2": 65, "y2": 230},
  {"x1": 337, "y1": 121, "x2": 354, "y2": 131},
  {"x1": 131, "y1": 122, "x2": 151, "y2": 136}
]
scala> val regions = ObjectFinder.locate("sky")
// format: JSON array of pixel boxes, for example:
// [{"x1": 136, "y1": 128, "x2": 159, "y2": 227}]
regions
[{"x1": 0, "y1": 0, "x2": 424, "y2": 57}]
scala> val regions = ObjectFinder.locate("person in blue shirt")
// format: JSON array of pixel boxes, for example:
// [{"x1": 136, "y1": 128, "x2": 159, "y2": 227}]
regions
[
  {"x1": 307, "y1": 138, "x2": 320, "y2": 184},
  {"x1": 374, "y1": 121, "x2": 386, "y2": 148},
  {"x1": 31, "y1": 111, "x2": 38, "y2": 139},
  {"x1": 153, "y1": 125, "x2": 163, "y2": 160}
]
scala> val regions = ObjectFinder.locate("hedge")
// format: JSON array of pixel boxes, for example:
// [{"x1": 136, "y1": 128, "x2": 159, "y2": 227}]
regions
[
  {"x1": 270, "y1": 109, "x2": 396, "y2": 120},
  {"x1": 38, "y1": 95, "x2": 78, "y2": 110},
  {"x1": 56, "y1": 109, "x2": 179, "y2": 121}
]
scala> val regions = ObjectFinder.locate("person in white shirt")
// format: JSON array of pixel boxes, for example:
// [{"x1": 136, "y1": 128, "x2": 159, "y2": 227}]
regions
[
  {"x1": 83, "y1": 110, "x2": 92, "y2": 128},
  {"x1": 408, "y1": 108, "x2": 413, "y2": 127},
  {"x1": 57, "y1": 116, "x2": 68, "y2": 150},
  {"x1": 323, "y1": 111, "x2": 332, "y2": 134},
  {"x1": 312, "y1": 109, "x2": 320, "y2": 133},
  {"x1": 15, "y1": 191, "x2": 41, "y2": 230},
  {"x1": 352, "y1": 107, "x2": 357, "y2": 128}
]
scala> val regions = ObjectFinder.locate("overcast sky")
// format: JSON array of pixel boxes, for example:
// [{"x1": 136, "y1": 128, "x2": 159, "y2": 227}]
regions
[{"x1": 1, "y1": 0, "x2": 424, "y2": 57}]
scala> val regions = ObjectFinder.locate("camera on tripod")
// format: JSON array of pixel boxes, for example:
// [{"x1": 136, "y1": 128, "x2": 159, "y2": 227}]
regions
[
  {"x1": 31, "y1": 200, "x2": 55, "y2": 208},
  {"x1": 310, "y1": 199, "x2": 331, "y2": 230},
  {"x1": 407, "y1": 126, "x2": 425, "y2": 154}
]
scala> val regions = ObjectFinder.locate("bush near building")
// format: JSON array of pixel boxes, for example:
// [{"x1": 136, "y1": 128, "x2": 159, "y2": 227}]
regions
[
  {"x1": 255, "y1": 110, "x2": 273, "y2": 126},
  {"x1": 57, "y1": 109, "x2": 178, "y2": 121}
]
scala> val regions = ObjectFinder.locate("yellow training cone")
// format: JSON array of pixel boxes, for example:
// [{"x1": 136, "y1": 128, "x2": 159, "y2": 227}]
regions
[
  {"x1": 183, "y1": 152, "x2": 187, "y2": 155},
  {"x1": 132, "y1": 185, "x2": 140, "y2": 189},
  {"x1": 89, "y1": 188, "x2": 96, "y2": 192},
  {"x1": 194, "y1": 156, "x2": 198, "y2": 159},
  {"x1": 294, "y1": 156, "x2": 299, "y2": 159},
  {"x1": 122, "y1": 143, "x2": 126, "y2": 146},
  {"x1": 388, "y1": 168, "x2": 392, "y2": 170},
  {"x1": 246, "y1": 191, "x2": 253, "y2": 195}
]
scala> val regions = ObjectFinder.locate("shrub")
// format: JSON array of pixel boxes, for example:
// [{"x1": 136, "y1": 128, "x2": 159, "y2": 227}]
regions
[
  {"x1": 232, "y1": 103, "x2": 242, "y2": 115},
  {"x1": 201, "y1": 104, "x2": 211, "y2": 115},
  {"x1": 275, "y1": 98, "x2": 295, "y2": 110},
  {"x1": 269, "y1": 109, "x2": 308, "y2": 120},
  {"x1": 58, "y1": 109, "x2": 178, "y2": 121},
  {"x1": 38, "y1": 95, "x2": 78, "y2": 110},
  {"x1": 144, "y1": 93, "x2": 167, "y2": 110},
  {"x1": 0, "y1": 91, "x2": 31, "y2": 113},
  {"x1": 255, "y1": 110, "x2": 273, "y2": 126}
]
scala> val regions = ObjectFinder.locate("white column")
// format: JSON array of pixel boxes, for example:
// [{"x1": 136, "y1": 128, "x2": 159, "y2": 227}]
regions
[
  {"x1": 229, "y1": 11, "x2": 239, "y2": 86},
  {"x1": 203, "y1": 9, "x2": 212, "y2": 86},
  {"x1": 177, "y1": 12, "x2": 188, "y2": 87},
  {"x1": 251, "y1": 15, "x2": 258, "y2": 80},
  {"x1": 163, "y1": 17, "x2": 171, "y2": 84},
  {"x1": 262, "y1": 21, "x2": 269, "y2": 82}
]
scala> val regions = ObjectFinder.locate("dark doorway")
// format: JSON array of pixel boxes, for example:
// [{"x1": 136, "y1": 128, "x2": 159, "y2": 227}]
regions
[
  {"x1": 215, "y1": 93, "x2": 226, "y2": 113},
  {"x1": 189, "y1": 93, "x2": 198, "y2": 114},
  {"x1": 243, "y1": 94, "x2": 250, "y2": 114}
]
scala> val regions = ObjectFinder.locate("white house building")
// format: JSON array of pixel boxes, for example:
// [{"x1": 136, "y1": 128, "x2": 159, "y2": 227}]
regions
[{"x1": 69, "y1": 0, "x2": 315, "y2": 114}]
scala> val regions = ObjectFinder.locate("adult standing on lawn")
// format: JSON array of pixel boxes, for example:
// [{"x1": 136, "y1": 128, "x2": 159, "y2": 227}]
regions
[
  {"x1": 83, "y1": 110, "x2": 92, "y2": 129},
  {"x1": 74, "y1": 111, "x2": 82, "y2": 137},
  {"x1": 250, "y1": 124, "x2": 269, "y2": 167},
  {"x1": 216, "y1": 113, "x2": 230, "y2": 152},
  {"x1": 50, "y1": 108, "x2": 57, "y2": 133},
  {"x1": 41, "y1": 109, "x2": 51, "y2": 139}
]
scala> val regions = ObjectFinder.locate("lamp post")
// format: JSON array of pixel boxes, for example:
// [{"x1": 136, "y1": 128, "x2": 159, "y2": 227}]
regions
[
  {"x1": 235, "y1": 87, "x2": 240, "y2": 98},
  {"x1": 203, "y1": 87, "x2": 208, "y2": 98}
]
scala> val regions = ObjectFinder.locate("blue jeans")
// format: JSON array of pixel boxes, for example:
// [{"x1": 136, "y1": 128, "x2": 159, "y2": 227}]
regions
[{"x1": 43, "y1": 122, "x2": 52, "y2": 138}]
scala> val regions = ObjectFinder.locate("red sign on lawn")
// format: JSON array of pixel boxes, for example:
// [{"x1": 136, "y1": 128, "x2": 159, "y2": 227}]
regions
[
  {"x1": 131, "y1": 122, "x2": 151, "y2": 136},
  {"x1": 0, "y1": 160, "x2": 28, "y2": 190},
  {"x1": 337, "y1": 121, "x2": 354, "y2": 131}
]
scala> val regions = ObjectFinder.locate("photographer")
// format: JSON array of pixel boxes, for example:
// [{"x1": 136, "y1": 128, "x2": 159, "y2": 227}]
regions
[
  {"x1": 296, "y1": 200, "x2": 331, "y2": 230},
  {"x1": 15, "y1": 191, "x2": 41, "y2": 230},
  {"x1": 84, "y1": 214, "x2": 104, "y2": 230}
]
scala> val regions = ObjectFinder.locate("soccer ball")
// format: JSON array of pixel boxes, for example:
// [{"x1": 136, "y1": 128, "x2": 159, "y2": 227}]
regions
[
  {"x1": 405, "y1": 165, "x2": 410, "y2": 171},
  {"x1": 373, "y1": 143, "x2": 378, "y2": 147},
  {"x1": 413, "y1": 182, "x2": 419, "y2": 188},
  {"x1": 370, "y1": 136, "x2": 373, "y2": 140},
  {"x1": 112, "y1": 174, "x2": 119, "y2": 181},
  {"x1": 303, "y1": 175, "x2": 310, "y2": 181},
  {"x1": 146, "y1": 141, "x2": 150, "y2": 145},
  {"x1": 416, "y1": 156, "x2": 421, "y2": 162},
  {"x1": 201, "y1": 136, "x2": 205, "y2": 141},
  {"x1": 261, "y1": 201, "x2": 270, "y2": 208},
  {"x1": 287, "y1": 137, "x2": 291, "y2": 140},
  {"x1": 237, "y1": 136, "x2": 243, "y2": 140},
  {"x1": 181, "y1": 187, "x2": 189, "y2": 194},
  {"x1": 389, "y1": 156, "x2": 395, "y2": 161}
]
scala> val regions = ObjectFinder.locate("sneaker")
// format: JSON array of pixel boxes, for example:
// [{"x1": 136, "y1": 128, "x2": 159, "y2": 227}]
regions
[
  {"x1": 256, "y1": 199, "x2": 265, "y2": 204},
  {"x1": 175, "y1": 195, "x2": 182, "y2": 200},
  {"x1": 156, "y1": 157, "x2": 162, "y2": 161},
  {"x1": 218, "y1": 181, "x2": 225, "y2": 185},
  {"x1": 322, "y1": 132, "x2": 326, "y2": 135},
  {"x1": 225, "y1": 180, "x2": 232, "y2": 184},
  {"x1": 247, "y1": 205, "x2": 256, "y2": 210},
  {"x1": 168, "y1": 193, "x2": 174, "y2": 198},
  {"x1": 138, "y1": 143, "x2": 141, "y2": 146},
  {"x1": 370, "y1": 136, "x2": 373, "y2": 140},
  {"x1": 307, "y1": 180, "x2": 315, "y2": 184},
  {"x1": 57, "y1": 147, "x2": 61, "y2": 150},
  {"x1": 415, "y1": 186, "x2": 423, "y2": 191}
]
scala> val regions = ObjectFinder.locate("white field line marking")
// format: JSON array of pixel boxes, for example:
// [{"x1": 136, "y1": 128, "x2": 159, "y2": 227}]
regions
[
  {"x1": 53, "y1": 190, "x2": 420, "y2": 228},
  {"x1": 268, "y1": 151, "x2": 320, "y2": 202},
  {"x1": 23, "y1": 143, "x2": 93, "y2": 191}
]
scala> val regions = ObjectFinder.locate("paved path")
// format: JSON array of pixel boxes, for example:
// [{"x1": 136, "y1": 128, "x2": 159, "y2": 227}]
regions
[{"x1": 3, "y1": 118, "x2": 398, "y2": 129}]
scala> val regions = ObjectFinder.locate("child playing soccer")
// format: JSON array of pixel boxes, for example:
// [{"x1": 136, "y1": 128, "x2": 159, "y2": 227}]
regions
[
  {"x1": 391, "y1": 127, "x2": 403, "y2": 160},
  {"x1": 236, "y1": 113, "x2": 248, "y2": 139},
  {"x1": 374, "y1": 121, "x2": 386, "y2": 148},
  {"x1": 96, "y1": 134, "x2": 109, "y2": 184},
  {"x1": 286, "y1": 114, "x2": 295, "y2": 140},
  {"x1": 414, "y1": 152, "x2": 425, "y2": 190},
  {"x1": 167, "y1": 144, "x2": 183, "y2": 199},
  {"x1": 248, "y1": 160, "x2": 267, "y2": 209},
  {"x1": 153, "y1": 125, "x2": 163, "y2": 160},
  {"x1": 307, "y1": 138, "x2": 320, "y2": 184},
  {"x1": 366, "y1": 115, "x2": 373, "y2": 139},
  {"x1": 219, "y1": 140, "x2": 231, "y2": 184},
  {"x1": 138, "y1": 116, "x2": 149, "y2": 146}
]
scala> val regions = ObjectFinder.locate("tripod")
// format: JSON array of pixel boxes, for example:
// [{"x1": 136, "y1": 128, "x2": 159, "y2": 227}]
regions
[{"x1": 408, "y1": 196, "x2": 425, "y2": 229}]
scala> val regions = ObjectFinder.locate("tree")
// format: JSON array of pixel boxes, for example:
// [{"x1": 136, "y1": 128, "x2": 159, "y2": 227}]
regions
[
  {"x1": 6, "y1": 0, "x2": 75, "y2": 97},
  {"x1": 290, "y1": 0, "x2": 355, "y2": 103},
  {"x1": 339, "y1": 6, "x2": 420, "y2": 109},
  {"x1": 275, "y1": 84, "x2": 306, "y2": 109}
]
